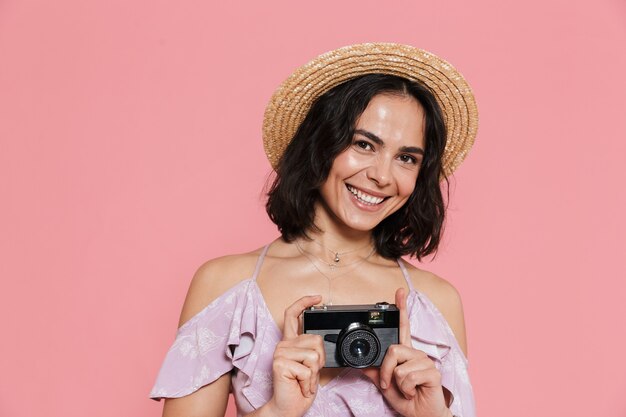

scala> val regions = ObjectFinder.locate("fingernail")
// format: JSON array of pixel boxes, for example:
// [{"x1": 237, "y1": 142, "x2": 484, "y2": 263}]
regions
[{"x1": 380, "y1": 380, "x2": 387, "y2": 389}]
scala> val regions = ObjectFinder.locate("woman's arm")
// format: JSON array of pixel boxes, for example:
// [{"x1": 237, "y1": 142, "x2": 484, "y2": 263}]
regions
[
  {"x1": 162, "y1": 373, "x2": 231, "y2": 417},
  {"x1": 162, "y1": 293, "x2": 325, "y2": 417},
  {"x1": 159, "y1": 254, "x2": 259, "y2": 417},
  {"x1": 156, "y1": 250, "x2": 325, "y2": 417}
]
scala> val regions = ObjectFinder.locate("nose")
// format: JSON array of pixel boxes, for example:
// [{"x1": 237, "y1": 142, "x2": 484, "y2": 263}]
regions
[{"x1": 366, "y1": 155, "x2": 392, "y2": 187}]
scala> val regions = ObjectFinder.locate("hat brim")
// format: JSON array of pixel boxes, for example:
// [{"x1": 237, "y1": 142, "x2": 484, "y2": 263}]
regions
[{"x1": 262, "y1": 43, "x2": 478, "y2": 177}]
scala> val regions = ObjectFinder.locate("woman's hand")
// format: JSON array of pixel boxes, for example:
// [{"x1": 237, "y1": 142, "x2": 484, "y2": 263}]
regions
[
  {"x1": 261, "y1": 295, "x2": 325, "y2": 417},
  {"x1": 362, "y1": 288, "x2": 451, "y2": 417}
]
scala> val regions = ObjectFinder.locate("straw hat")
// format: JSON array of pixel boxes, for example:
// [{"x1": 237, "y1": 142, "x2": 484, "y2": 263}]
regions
[{"x1": 262, "y1": 43, "x2": 478, "y2": 177}]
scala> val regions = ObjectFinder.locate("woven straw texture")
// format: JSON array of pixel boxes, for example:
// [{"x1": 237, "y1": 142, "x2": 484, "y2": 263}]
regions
[{"x1": 262, "y1": 43, "x2": 478, "y2": 177}]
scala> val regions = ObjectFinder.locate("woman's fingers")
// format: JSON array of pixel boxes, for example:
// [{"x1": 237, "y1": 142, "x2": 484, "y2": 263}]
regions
[
  {"x1": 282, "y1": 295, "x2": 322, "y2": 340},
  {"x1": 395, "y1": 288, "x2": 412, "y2": 346},
  {"x1": 273, "y1": 355, "x2": 316, "y2": 397},
  {"x1": 397, "y1": 366, "x2": 442, "y2": 399},
  {"x1": 368, "y1": 290, "x2": 448, "y2": 414},
  {"x1": 381, "y1": 348, "x2": 440, "y2": 400},
  {"x1": 290, "y1": 335, "x2": 325, "y2": 367},
  {"x1": 379, "y1": 344, "x2": 411, "y2": 389},
  {"x1": 274, "y1": 307, "x2": 325, "y2": 399},
  {"x1": 275, "y1": 345, "x2": 323, "y2": 385},
  {"x1": 379, "y1": 344, "x2": 435, "y2": 389}
]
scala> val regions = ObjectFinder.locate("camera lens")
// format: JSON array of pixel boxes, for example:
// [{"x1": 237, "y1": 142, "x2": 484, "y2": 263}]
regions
[
  {"x1": 338, "y1": 325, "x2": 380, "y2": 368},
  {"x1": 349, "y1": 339, "x2": 371, "y2": 358}
]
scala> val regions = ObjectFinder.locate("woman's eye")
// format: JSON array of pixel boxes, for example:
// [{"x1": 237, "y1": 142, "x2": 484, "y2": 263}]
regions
[
  {"x1": 399, "y1": 154, "x2": 418, "y2": 165},
  {"x1": 354, "y1": 140, "x2": 373, "y2": 151}
]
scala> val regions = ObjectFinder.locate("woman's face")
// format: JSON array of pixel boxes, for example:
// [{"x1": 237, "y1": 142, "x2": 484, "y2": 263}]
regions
[{"x1": 317, "y1": 93, "x2": 426, "y2": 233}]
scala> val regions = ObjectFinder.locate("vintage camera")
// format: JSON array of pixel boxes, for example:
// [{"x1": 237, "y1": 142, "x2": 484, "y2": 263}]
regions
[{"x1": 303, "y1": 302, "x2": 399, "y2": 368}]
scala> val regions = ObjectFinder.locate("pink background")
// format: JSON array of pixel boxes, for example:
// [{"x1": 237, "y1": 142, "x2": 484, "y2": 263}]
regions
[{"x1": 1, "y1": 0, "x2": 625, "y2": 416}]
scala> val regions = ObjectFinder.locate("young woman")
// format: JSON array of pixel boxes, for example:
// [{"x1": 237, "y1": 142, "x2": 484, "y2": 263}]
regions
[{"x1": 151, "y1": 43, "x2": 478, "y2": 417}]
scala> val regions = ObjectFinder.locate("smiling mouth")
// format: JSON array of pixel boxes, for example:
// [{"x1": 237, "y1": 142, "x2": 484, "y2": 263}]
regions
[{"x1": 346, "y1": 185, "x2": 388, "y2": 206}]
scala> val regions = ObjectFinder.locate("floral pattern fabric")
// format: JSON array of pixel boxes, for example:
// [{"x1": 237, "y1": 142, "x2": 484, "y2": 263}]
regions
[{"x1": 151, "y1": 251, "x2": 476, "y2": 417}]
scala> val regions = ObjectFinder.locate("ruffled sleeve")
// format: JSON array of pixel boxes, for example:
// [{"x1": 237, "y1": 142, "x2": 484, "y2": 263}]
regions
[
  {"x1": 408, "y1": 291, "x2": 476, "y2": 417},
  {"x1": 150, "y1": 279, "x2": 258, "y2": 400}
]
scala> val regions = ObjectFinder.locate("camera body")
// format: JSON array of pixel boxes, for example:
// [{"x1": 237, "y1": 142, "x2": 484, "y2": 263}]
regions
[{"x1": 303, "y1": 302, "x2": 399, "y2": 368}]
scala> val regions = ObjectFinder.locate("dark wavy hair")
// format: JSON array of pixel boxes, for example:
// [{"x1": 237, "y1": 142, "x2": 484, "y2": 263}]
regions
[{"x1": 265, "y1": 74, "x2": 448, "y2": 260}]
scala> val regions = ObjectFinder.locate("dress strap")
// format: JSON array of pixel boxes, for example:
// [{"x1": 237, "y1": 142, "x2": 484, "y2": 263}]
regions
[
  {"x1": 397, "y1": 258, "x2": 415, "y2": 292},
  {"x1": 252, "y1": 244, "x2": 271, "y2": 281}
]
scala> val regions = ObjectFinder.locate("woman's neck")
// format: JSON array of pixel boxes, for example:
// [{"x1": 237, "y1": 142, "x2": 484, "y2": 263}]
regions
[
  {"x1": 303, "y1": 229, "x2": 373, "y2": 253},
  {"x1": 301, "y1": 202, "x2": 376, "y2": 263}
]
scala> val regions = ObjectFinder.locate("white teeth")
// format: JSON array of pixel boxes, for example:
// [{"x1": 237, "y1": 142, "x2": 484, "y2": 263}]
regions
[{"x1": 347, "y1": 185, "x2": 385, "y2": 205}]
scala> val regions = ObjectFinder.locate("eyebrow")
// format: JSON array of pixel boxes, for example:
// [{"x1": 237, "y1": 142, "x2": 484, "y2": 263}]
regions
[{"x1": 354, "y1": 129, "x2": 425, "y2": 155}]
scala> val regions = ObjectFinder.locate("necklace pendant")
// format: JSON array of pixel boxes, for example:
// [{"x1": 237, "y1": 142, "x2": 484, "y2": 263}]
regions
[{"x1": 334, "y1": 253, "x2": 340, "y2": 263}]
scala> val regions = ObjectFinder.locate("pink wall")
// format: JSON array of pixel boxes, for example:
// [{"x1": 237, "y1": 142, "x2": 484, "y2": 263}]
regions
[{"x1": 1, "y1": 1, "x2": 625, "y2": 416}]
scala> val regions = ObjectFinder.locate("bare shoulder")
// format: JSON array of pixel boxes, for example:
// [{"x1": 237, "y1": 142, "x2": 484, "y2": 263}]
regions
[
  {"x1": 403, "y1": 262, "x2": 469, "y2": 357},
  {"x1": 178, "y1": 247, "x2": 264, "y2": 327}
]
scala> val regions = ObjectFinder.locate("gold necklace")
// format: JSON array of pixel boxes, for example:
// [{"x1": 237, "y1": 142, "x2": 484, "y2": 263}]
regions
[
  {"x1": 295, "y1": 239, "x2": 375, "y2": 271},
  {"x1": 294, "y1": 239, "x2": 376, "y2": 305},
  {"x1": 309, "y1": 238, "x2": 373, "y2": 265}
]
